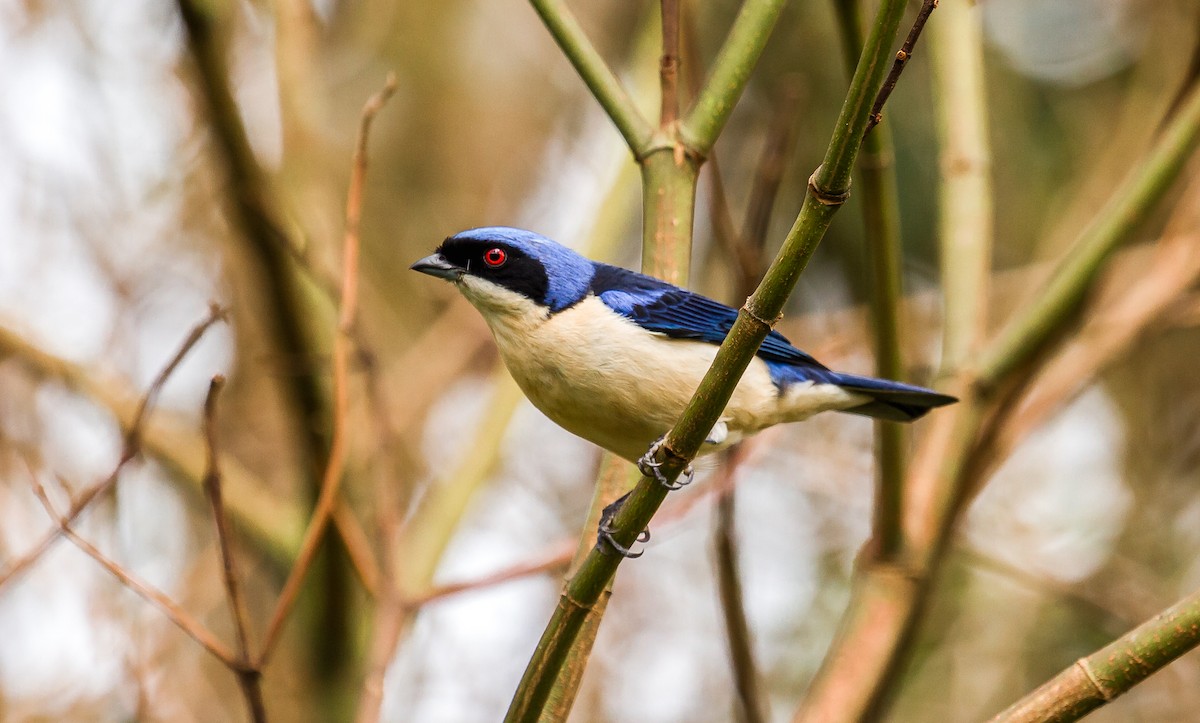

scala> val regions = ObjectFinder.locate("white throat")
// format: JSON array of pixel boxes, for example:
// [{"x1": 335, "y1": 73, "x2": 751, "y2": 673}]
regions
[{"x1": 454, "y1": 275, "x2": 553, "y2": 340}]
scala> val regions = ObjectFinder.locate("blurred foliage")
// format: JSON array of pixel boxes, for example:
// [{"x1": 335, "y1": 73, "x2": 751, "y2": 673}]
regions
[{"x1": 0, "y1": 0, "x2": 1199, "y2": 721}]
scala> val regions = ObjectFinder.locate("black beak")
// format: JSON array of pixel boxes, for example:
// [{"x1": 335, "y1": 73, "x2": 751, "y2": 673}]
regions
[{"x1": 410, "y1": 253, "x2": 462, "y2": 281}]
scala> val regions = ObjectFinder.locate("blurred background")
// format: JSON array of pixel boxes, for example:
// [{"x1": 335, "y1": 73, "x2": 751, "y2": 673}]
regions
[{"x1": 1, "y1": 0, "x2": 1200, "y2": 720}]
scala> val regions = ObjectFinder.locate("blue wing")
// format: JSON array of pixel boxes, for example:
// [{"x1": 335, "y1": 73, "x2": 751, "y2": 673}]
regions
[
  {"x1": 587, "y1": 263, "x2": 957, "y2": 420},
  {"x1": 588, "y1": 263, "x2": 827, "y2": 371}
]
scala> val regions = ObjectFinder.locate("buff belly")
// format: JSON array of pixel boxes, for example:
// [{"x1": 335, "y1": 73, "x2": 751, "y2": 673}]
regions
[{"x1": 476, "y1": 294, "x2": 866, "y2": 462}]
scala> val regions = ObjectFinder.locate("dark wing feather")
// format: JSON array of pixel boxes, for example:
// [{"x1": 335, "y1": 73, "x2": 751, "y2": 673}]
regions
[{"x1": 589, "y1": 263, "x2": 826, "y2": 369}]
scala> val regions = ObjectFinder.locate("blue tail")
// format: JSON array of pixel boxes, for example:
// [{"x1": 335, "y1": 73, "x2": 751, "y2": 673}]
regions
[
  {"x1": 765, "y1": 362, "x2": 956, "y2": 422},
  {"x1": 828, "y1": 371, "x2": 957, "y2": 422}
]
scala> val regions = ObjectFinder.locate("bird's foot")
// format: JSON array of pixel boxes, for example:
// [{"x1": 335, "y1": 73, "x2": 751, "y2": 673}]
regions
[
  {"x1": 655, "y1": 464, "x2": 693, "y2": 490},
  {"x1": 637, "y1": 436, "x2": 693, "y2": 490},
  {"x1": 595, "y1": 492, "x2": 650, "y2": 558}
]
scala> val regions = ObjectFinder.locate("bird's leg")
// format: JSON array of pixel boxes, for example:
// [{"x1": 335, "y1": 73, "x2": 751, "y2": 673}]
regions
[
  {"x1": 637, "y1": 435, "x2": 694, "y2": 490},
  {"x1": 595, "y1": 491, "x2": 650, "y2": 558}
]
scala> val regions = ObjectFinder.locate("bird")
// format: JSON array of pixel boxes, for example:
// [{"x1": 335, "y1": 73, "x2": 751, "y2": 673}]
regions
[{"x1": 412, "y1": 227, "x2": 955, "y2": 553}]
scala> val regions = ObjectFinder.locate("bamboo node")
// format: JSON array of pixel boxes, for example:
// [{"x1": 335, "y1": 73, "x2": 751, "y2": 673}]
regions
[
  {"x1": 1075, "y1": 658, "x2": 1113, "y2": 701},
  {"x1": 742, "y1": 303, "x2": 782, "y2": 330},
  {"x1": 808, "y1": 167, "x2": 851, "y2": 206}
]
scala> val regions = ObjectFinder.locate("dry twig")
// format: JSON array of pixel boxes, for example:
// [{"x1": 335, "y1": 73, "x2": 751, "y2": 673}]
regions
[
  {"x1": 865, "y1": 0, "x2": 939, "y2": 136},
  {"x1": 659, "y1": 0, "x2": 681, "y2": 128},
  {"x1": 0, "y1": 306, "x2": 226, "y2": 589},
  {"x1": 712, "y1": 444, "x2": 765, "y2": 723},
  {"x1": 202, "y1": 376, "x2": 267, "y2": 723},
  {"x1": 258, "y1": 74, "x2": 398, "y2": 666},
  {"x1": 21, "y1": 460, "x2": 238, "y2": 666}
]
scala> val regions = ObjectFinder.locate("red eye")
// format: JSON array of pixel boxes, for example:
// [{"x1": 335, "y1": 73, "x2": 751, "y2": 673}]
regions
[{"x1": 483, "y1": 248, "x2": 507, "y2": 267}]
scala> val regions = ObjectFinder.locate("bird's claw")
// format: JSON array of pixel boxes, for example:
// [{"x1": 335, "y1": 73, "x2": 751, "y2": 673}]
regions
[
  {"x1": 661, "y1": 464, "x2": 694, "y2": 490},
  {"x1": 636, "y1": 441, "x2": 664, "y2": 480},
  {"x1": 596, "y1": 521, "x2": 650, "y2": 558},
  {"x1": 595, "y1": 492, "x2": 650, "y2": 558},
  {"x1": 637, "y1": 437, "x2": 693, "y2": 490}
]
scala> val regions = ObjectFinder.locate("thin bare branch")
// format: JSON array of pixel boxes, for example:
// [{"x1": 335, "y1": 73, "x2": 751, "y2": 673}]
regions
[
  {"x1": 529, "y1": 0, "x2": 655, "y2": 154},
  {"x1": 707, "y1": 156, "x2": 754, "y2": 286},
  {"x1": 712, "y1": 446, "x2": 766, "y2": 723},
  {"x1": 0, "y1": 306, "x2": 227, "y2": 590},
  {"x1": 682, "y1": 7, "x2": 752, "y2": 291},
  {"x1": 202, "y1": 376, "x2": 266, "y2": 723},
  {"x1": 741, "y1": 79, "x2": 802, "y2": 259},
  {"x1": 127, "y1": 303, "x2": 229, "y2": 454},
  {"x1": 22, "y1": 460, "x2": 239, "y2": 667},
  {"x1": 67, "y1": 525, "x2": 240, "y2": 666},
  {"x1": 175, "y1": 0, "x2": 351, "y2": 666},
  {"x1": 356, "y1": 502, "x2": 405, "y2": 723},
  {"x1": 979, "y1": 226, "x2": 1200, "y2": 479},
  {"x1": 356, "y1": 321, "x2": 417, "y2": 723},
  {"x1": 258, "y1": 75, "x2": 397, "y2": 666},
  {"x1": 404, "y1": 539, "x2": 577, "y2": 609},
  {"x1": 334, "y1": 501, "x2": 381, "y2": 597},
  {"x1": 659, "y1": 0, "x2": 681, "y2": 128},
  {"x1": 864, "y1": 0, "x2": 939, "y2": 136}
]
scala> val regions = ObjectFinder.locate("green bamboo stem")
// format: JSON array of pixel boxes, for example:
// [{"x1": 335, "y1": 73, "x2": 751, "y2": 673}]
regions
[
  {"x1": 931, "y1": 0, "x2": 993, "y2": 372},
  {"x1": 505, "y1": 2, "x2": 912, "y2": 720},
  {"x1": 504, "y1": 196, "x2": 834, "y2": 723},
  {"x1": 978, "y1": 79, "x2": 1200, "y2": 388},
  {"x1": 533, "y1": 14, "x2": 697, "y2": 716},
  {"x1": 640, "y1": 149, "x2": 701, "y2": 280},
  {"x1": 793, "y1": 5, "x2": 989, "y2": 715},
  {"x1": 988, "y1": 585, "x2": 1200, "y2": 722},
  {"x1": 351, "y1": 146, "x2": 639, "y2": 718},
  {"x1": 861, "y1": 143, "x2": 907, "y2": 559},
  {"x1": 681, "y1": 0, "x2": 789, "y2": 157},
  {"x1": 536, "y1": 456, "x2": 637, "y2": 721},
  {"x1": 529, "y1": 0, "x2": 655, "y2": 155},
  {"x1": 799, "y1": 15, "x2": 1200, "y2": 723},
  {"x1": 534, "y1": 162, "x2": 648, "y2": 722},
  {"x1": 531, "y1": 99, "x2": 700, "y2": 723},
  {"x1": 707, "y1": 86, "x2": 802, "y2": 723},
  {"x1": 816, "y1": 0, "x2": 911, "y2": 197},
  {"x1": 832, "y1": 0, "x2": 908, "y2": 561},
  {"x1": 526, "y1": 168, "x2": 696, "y2": 718}
]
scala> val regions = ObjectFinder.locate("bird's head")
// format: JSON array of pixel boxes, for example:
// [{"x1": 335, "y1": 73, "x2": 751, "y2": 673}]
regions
[{"x1": 411, "y1": 227, "x2": 594, "y2": 316}]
